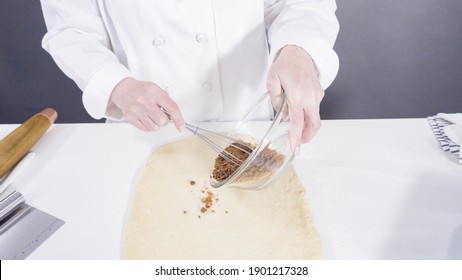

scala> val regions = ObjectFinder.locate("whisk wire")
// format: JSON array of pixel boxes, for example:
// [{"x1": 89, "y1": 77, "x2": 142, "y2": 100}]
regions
[
  {"x1": 185, "y1": 123, "x2": 254, "y2": 165},
  {"x1": 159, "y1": 107, "x2": 251, "y2": 165}
]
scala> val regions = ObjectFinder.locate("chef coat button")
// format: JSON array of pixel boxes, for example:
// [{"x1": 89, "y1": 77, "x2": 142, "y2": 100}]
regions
[
  {"x1": 152, "y1": 37, "x2": 165, "y2": 46},
  {"x1": 195, "y1": 33, "x2": 207, "y2": 43},
  {"x1": 202, "y1": 82, "x2": 212, "y2": 91}
]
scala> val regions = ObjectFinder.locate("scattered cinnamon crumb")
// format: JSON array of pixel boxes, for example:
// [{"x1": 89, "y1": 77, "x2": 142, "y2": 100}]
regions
[
  {"x1": 190, "y1": 180, "x2": 196, "y2": 186},
  {"x1": 198, "y1": 187, "x2": 217, "y2": 214},
  {"x1": 183, "y1": 210, "x2": 187, "y2": 214},
  {"x1": 225, "y1": 211, "x2": 229, "y2": 214}
]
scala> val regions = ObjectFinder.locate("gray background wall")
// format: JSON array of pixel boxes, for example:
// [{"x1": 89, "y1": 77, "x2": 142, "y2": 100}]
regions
[
  {"x1": 1, "y1": 0, "x2": 461, "y2": 124},
  {"x1": 322, "y1": 0, "x2": 462, "y2": 118}
]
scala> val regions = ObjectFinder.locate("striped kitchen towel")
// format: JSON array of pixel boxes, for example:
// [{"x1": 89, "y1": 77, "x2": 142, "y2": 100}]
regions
[{"x1": 428, "y1": 113, "x2": 462, "y2": 164}]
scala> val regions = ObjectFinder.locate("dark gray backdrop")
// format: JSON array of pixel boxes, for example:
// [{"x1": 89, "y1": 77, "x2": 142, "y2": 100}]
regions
[
  {"x1": 322, "y1": 0, "x2": 462, "y2": 118},
  {"x1": 1, "y1": 0, "x2": 461, "y2": 124}
]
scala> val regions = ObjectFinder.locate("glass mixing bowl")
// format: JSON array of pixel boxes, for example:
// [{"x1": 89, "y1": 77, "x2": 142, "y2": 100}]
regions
[{"x1": 210, "y1": 91, "x2": 295, "y2": 190}]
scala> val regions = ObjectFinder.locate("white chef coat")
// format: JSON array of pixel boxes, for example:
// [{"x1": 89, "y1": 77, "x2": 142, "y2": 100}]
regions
[{"x1": 40, "y1": 0, "x2": 339, "y2": 122}]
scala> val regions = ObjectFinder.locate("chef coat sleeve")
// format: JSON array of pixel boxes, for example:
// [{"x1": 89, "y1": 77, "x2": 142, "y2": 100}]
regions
[
  {"x1": 40, "y1": 0, "x2": 130, "y2": 120},
  {"x1": 264, "y1": 0, "x2": 340, "y2": 89}
]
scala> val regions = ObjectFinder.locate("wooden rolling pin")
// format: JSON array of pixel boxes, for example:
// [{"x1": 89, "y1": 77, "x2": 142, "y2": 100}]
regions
[{"x1": 0, "y1": 108, "x2": 57, "y2": 178}]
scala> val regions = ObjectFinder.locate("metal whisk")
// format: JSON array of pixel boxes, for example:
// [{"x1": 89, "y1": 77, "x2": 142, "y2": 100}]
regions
[
  {"x1": 185, "y1": 123, "x2": 254, "y2": 165},
  {"x1": 160, "y1": 108, "x2": 252, "y2": 165}
]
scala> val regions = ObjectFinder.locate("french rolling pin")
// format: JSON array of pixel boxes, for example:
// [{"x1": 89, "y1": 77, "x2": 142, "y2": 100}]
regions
[{"x1": 0, "y1": 108, "x2": 57, "y2": 178}]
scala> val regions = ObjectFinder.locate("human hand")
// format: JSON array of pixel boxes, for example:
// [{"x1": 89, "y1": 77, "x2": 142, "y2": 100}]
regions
[
  {"x1": 109, "y1": 78, "x2": 185, "y2": 132},
  {"x1": 267, "y1": 45, "x2": 325, "y2": 155}
]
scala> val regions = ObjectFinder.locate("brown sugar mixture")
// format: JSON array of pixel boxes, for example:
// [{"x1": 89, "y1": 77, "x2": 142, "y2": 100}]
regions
[
  {"x1": 212, "y1": 141, "x2": 285, "y2": 183},
  {"x1": 212, "y1": 142, "x2": 254, "y2": 182}
]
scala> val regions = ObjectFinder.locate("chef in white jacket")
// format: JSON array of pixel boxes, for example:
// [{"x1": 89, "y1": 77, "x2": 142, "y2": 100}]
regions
[{"x1": 40, "y1": 0, "x2": 339, "y2": 154}]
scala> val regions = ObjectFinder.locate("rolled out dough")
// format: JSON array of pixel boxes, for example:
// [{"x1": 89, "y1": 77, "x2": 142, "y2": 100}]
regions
[{"x1": 123, "y1": 136, "x2": 322, "y2": 259}]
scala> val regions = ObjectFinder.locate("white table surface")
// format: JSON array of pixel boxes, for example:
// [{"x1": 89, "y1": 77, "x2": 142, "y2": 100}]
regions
[{"x1": 1, "y1": 119, "x2": 461, "y2": 260}]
